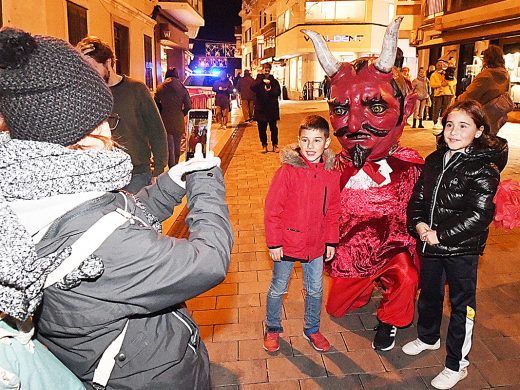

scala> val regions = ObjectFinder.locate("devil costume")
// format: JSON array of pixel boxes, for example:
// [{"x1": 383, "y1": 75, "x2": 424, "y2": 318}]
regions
[{"x1": 303, "y1": 18, "x2": 423, "y2": 349}]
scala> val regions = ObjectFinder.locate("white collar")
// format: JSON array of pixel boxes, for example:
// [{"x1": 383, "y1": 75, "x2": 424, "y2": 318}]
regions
[{"x1": 345, "y1": 159, "x2": 393, "y2": 190}]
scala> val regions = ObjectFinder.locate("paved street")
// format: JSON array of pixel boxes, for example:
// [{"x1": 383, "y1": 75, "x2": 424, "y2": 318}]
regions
[{"x1": 186, "y1": 100, "x2": 520, "y2": 389}]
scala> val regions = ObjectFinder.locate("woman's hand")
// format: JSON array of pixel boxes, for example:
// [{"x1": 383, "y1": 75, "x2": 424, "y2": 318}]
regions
[
  {"x1": 416, "y1": 222, "x2": 430, "y2": 237},
  {"x1": 422, "y1": 229, "x2": 440, "y2": 245}
]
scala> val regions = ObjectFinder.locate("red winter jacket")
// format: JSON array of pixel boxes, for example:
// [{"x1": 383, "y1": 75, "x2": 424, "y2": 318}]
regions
[{"x1": 264, "y1": 144, "x2": 341, "y2": 261}]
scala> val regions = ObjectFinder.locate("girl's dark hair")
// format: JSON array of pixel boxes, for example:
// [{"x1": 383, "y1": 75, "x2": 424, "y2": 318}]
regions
[
  {"x1": 299, "y1": 115, "x2": 330, "y2": 138},
  {"x1": 483, "y1": 45, "x2": 505, "y2": 68},
  {"x1": 439, "y1": 100, "x2": 500, "y2": 151}
]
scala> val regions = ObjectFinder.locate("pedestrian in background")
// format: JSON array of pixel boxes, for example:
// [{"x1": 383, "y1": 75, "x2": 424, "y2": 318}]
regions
[
  {"x1": 402, "y1": 66, "x2": 412, "y2": 82},
  {"x1": 458, "y1": 45, "x2": 513, "y2": 135},
  {"x1": 155, "y1": 67, "x2": 192, "y2": 167},
  {"x1": 263, "y1": 115, "x2": 340, "y2": 353},
  {"x1": 405, "y1": 100, "x2": 508, "y2": 390},
  {"x1": 77, "y1": 36, "x2": 168, "y2": 193},
  {"x1": 411, "y1": 67, "x2": 430, "y2": 128},
  {"x1": 321, "y1": 75, "x2": 331, "y2": 99},
  {"x1": 237, "y1": 69, "x2": 256, "y2": 123},
  {"x1": 251, "y1": 63, "x2": 281, "y2": 153},
  {"x1": 232, "y1": 71, "x2": 242, "y2": 108},
  {"x1": 0, "y1": 27, "x2": 232, "y2": 389},
  {"x1": 430, "y1": 60, "x2": 457, "y2": 129},
  {"x1": 212, "y1": 71, "x2": 233, "y2": 129}
]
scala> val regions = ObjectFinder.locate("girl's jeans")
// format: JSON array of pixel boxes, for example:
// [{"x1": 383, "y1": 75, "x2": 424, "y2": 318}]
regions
[{"x1": 265, "y1": 256, "x2": 323, "y2": 337}]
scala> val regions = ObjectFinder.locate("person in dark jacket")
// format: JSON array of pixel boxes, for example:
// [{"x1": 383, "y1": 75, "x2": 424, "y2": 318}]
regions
[
  {"x1": 251, "y1": 63, "x2": 281, "y2": 153},
  {"x1": 237, "y1": 69, "x2": 255, "y2": 122},
  {"x1": 0, "y1": 28, "x2": 233, "y2": 390},
  {"x1": 212, "y1": 72, "x2": 233, "y2": 129},
  {"x1": 77, "y1": 36, "x2": 168, "y2": 193},
  {"x1": 404, "y1": 100, "x2": 508, "y2": 390},
  {"x1": 263, "y1": 115, "x2": 340, "y2": 354},
  {"x1": 155, "y1": 67, "x2": 192, "y2": 167},
  {"x1": 458, "y1": 45, "x2": 512, "y2": 135}
]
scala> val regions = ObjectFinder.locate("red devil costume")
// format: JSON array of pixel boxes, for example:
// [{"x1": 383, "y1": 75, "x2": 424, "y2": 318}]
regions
[{"x1": 303, "y1": 17, "x2": 424, "y2": 351}]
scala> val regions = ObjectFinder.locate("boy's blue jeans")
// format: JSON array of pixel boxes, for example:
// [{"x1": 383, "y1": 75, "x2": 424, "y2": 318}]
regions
[{"x1": 265, "y1": 256, "x2": 323, "y2": 337}]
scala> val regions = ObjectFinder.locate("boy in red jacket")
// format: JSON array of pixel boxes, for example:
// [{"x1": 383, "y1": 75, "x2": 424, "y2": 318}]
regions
[{"x1": 263, "y1": 115, "x2": 341, "y2": 353}]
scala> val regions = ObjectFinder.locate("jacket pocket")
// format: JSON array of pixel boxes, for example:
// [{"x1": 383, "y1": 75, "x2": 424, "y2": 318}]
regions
[{"x1": 322, "y1": 187, "x2": 328, "y2": 216}]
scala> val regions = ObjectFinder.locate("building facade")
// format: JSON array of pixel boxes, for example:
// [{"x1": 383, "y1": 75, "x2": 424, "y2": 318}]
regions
[
  {"x1": 240, "y1": 0, "x2": 417, "y2": 100},
  {"x1": 0, "y1": 0, "x2": 204, "y2": 88},
  {"x1": 410, "y1": 0, "x2": 520, "y2": 110},
  {"x1": 153, "y1": 0, "x2": 204, "y2": 83}
]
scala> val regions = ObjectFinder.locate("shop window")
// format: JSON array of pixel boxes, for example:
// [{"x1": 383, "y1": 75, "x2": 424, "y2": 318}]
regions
[
  {"x1": 284, "y1": 10, "x2": 290, "y2": 31},
  {"x1": 114, "y1": 22, "x2": 130, "y2": 76},
  {"x1": 277, "y1": 13, "x2": 285, "y2": 35},
  {"x1": 144, "y1": 35, "x2": 153, "y2": 90},
  {"x1": 297, "y1": 56, "x2": 303, "y2": 92},
  {"x1": 447, "y1": 0, "x2": 502, "y2": 13},
  {"x1": 424, "y1": 0, "x2": 444, "y2": 17},
  {"x1": 289, "y1": 57, "x2": 297, "y2": 91},
  {"x1": 67, "y1": 1, "x2": 88, "y2": 46},
  {"x1": 306, "y1": 1, "x2": 365, "y2": 21}
]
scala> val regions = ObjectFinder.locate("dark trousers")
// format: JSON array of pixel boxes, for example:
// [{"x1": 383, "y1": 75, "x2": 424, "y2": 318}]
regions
[
  {"x1": 417, "y1": 255, "x2": 478, "y2": 372},
  {"x1": 432, "y1": 95, "x2": 453, "y2": 124},
  {"x1": 167, "y1": 132, "x2": 182, "y2": 168},
  {"x1": 257, "y1": 120, "x2": 278, "y2": 147}
]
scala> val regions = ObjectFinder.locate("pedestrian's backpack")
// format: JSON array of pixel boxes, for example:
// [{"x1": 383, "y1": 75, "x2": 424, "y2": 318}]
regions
[{"x1": 0, "y1": 193, "x2": 136, "y2": 390}]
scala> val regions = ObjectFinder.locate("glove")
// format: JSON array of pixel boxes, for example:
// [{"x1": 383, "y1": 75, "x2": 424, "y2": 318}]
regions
[{"x1": 168, "y1": 143, "x2": 221, "y2": 189}]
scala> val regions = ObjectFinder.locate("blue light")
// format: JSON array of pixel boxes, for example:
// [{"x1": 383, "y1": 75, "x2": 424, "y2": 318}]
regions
[
  {"x1": 210, "y1": 68, "x2": 221, "y2": 76},
  {"x1": 193, "y1": 68, "x2": 203, "y2": 74}
]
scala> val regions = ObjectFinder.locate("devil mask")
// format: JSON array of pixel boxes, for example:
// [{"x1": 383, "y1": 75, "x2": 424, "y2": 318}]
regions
[{"x1": 303, "y1": 18, "x2": 416, "y2": 168}]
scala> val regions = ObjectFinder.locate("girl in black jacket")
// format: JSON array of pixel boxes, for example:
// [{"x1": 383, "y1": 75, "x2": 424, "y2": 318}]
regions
[{"x1": 403, "y1": 100, "x2": 508, "y2": 390}]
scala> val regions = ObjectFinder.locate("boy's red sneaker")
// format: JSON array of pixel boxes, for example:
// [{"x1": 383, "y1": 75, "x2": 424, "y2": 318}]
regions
[
  {"x1": 303, "y1": 331, "x2": 331, "y2": 352},
  {"x1": 263, "y1": 332, "x2": 280, "y2": 352}
]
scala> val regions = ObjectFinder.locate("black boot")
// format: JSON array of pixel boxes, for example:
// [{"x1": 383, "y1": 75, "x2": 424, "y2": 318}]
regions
[
  {"x1": 418, "y1": 119, "x2": 424, "y2": 128},
  {"x1": 412, "y1": 118, "x2": 417, "y2": 128}
]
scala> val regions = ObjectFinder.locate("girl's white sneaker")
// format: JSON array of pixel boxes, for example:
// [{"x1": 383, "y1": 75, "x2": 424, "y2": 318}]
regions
[
  {"x1": 431, "y1": 367, "x2": 468, "y2": 389},
  {"x1": 402, "y1": 338, "x2": 440, "y2": 355}
]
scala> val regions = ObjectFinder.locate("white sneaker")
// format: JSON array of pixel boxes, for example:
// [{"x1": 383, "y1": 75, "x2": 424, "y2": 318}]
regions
[
  {"x1": 433, "y1": 123, "x2": 441, "y2": 130},
  {"x1": 402, "y1": 338, "x2": 440, "y2": 355},
  {"x1": 431, "y1": 367, "x2": 468, "y2": 389}
]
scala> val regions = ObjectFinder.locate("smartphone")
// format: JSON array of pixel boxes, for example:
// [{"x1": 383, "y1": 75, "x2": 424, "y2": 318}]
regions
[{"x1": 186, "y1": 109, "x2": 212, "y2": 161}]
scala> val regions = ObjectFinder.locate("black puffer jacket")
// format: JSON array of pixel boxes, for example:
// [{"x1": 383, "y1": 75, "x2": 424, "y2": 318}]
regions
[{"x1": 407, "y1": 138, "x2": 508, "y2": 257}]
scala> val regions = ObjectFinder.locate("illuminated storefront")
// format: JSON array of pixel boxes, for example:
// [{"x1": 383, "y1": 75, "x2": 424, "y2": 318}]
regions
[{"x1": 414, "y1": 0, "x2": 520, "y2": 109}]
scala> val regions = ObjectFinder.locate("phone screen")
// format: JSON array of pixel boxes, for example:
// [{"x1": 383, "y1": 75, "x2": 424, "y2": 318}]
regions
[{"x1": 186, "y1": 109, "x2": 212, "y2": 161}]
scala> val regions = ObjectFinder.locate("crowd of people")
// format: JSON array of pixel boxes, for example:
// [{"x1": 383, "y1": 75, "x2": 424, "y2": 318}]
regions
[{"x1": 0, "y1": 20, "x2": 514, "y2": 390}]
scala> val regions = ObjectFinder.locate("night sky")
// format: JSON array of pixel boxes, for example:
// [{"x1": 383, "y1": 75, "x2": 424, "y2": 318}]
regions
[{"x1": 197, "y1": 0, "x2": 242, "y2": 42}]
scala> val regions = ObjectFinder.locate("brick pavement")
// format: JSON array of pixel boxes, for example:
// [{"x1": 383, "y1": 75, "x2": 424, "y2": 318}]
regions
[{"x1": 186, "y1": 101, "x2": 520, "y2": 389}]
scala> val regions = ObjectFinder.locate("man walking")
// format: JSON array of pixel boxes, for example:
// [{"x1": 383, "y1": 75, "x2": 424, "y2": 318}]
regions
[
  {"x1": 237, "y1": 70, "x2": 255, "y2": 122},
  {"x1": 251, "y1": 63, "x2": 281, "y2": 153},
  {"x1": 430, "y1": 60, "x2": 457, "y2": 129},
  {"x1": 77, "y1": 36, "x2": 168, "y2": 193}
]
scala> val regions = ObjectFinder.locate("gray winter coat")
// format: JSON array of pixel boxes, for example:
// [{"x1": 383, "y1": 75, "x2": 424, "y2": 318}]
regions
[{"x1": 36, "y1": 168, "x2": 233, "y2": 390}]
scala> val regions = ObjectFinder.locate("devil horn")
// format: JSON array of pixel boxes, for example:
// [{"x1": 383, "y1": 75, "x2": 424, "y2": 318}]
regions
[
  {"x1": 374, "y1": 16, "x2": 403, "y2": 73},
  {"x1": 301, "y1": 29, "x2": 341, "y2": 77}
]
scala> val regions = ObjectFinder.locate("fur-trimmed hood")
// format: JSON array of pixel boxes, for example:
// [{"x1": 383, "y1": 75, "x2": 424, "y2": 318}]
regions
[{"x1": 280, "y1": 143, "x2": 336, "y2": 171}]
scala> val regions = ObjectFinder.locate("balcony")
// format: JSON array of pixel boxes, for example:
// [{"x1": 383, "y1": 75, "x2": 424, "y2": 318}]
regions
[{"x1": 158, "y1": 0, "x2": 205, "y2": 38}]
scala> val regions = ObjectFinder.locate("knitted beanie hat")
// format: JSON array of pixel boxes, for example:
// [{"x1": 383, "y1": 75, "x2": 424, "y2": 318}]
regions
[{"x1": 0, "y1": 27, "x2": 113, "y2": 146}]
